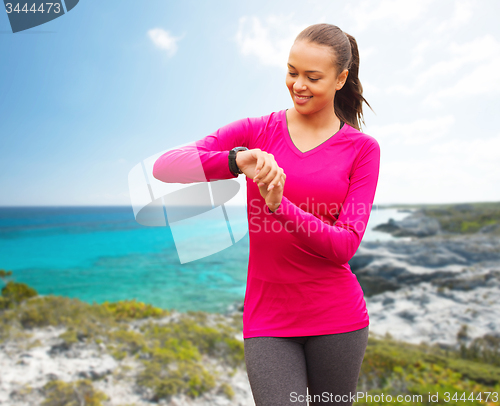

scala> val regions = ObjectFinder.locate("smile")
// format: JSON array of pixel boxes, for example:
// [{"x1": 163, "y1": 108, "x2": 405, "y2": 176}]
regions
[
  {"x1": 294, "y1": 94, "x2": 313, "y2": 99},
  {"x1": 294, "y1": 93, "x2": 313, "y2": 104}
]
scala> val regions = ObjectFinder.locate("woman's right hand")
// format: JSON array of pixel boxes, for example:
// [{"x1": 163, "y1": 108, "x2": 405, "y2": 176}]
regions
[{"x1": 236, "y1": 148, "x2": 284, "y2": 191}]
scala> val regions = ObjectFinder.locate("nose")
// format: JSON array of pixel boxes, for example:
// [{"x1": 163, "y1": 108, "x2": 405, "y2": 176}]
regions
[{"x1": 293, "y1": 78, "x2": 307, "y2": 92}]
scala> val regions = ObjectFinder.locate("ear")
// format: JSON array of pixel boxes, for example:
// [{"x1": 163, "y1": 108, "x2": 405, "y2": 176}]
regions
[{"x1": 336, "y1": 69, "x2": 349, "y2": 91}]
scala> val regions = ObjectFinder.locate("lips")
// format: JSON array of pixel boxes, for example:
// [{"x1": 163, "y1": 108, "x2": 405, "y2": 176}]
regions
[{"x1": 294, "y1": 93, "x2": 313, "y2": 105}]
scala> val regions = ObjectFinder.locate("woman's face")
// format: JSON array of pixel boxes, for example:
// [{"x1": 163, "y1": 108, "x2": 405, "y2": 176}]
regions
[{"x1": 286, "y1": 40, "x2": 348, "y2": 116}]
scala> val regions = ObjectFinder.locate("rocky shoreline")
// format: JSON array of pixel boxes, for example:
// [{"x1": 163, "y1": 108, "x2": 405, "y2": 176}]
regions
[
  {"x1": 224, "y1": 232, "x2": 500, "y2": 350},
  {"x1": 356, "y1": 207, "x2": 500, "y2": 347}
]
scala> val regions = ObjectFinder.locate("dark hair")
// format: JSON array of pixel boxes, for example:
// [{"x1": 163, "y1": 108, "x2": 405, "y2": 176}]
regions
[{"x1": 295, "y1": 23, "x2": 374, "y2": 132}]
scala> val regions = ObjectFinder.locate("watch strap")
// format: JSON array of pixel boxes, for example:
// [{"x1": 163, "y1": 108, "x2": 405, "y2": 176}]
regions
[{"x1": 228, "y1": 147, "x2": 248, "y2": 176}]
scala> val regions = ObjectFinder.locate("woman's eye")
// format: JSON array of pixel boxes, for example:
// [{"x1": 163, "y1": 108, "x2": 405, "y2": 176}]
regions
[{"x1": 288, "y1": 72, "x2": 319, "y2": 82}]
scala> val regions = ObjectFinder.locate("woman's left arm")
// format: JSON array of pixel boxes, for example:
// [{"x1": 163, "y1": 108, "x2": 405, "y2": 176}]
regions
[{"x1": 266, "y1": 137, "x2": 381, "y2": 266}]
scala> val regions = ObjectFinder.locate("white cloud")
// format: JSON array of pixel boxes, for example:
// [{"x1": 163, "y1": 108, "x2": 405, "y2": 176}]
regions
[
  {"x1": 148, "y1": 28, "x2": 182, "y2": 57},
  {"x1": 345, "y1": 0, "x2": 435, "y2": 32},
  {"x1": 407, "y1": 39, "x2": 433, "y2": 70},
  {"x1": 362, "y1": 81, "x2": 381, "y2": 96},
  {"x1": 359, "y1": 46, "x2": 377, "y2": 61},
  {"x1": 376, "y1": 133, "x2": 500, "y2": 204},
  {"x1": 424, "y1": 55, "x2": 500, "y2": 107},
  {"x1": 430, "y1": 134, "x2": 500, "y2": 176},
  {"x1": 424, "y1": 35, "x2": 500, "y2": 82},
  {"x1": 376, "y1": 159, "x2": 466, "y2": 204},
  {"x1": 386, "y1": 34, "x2": 500, "y2": 105},
  {"x1": 355, "y1": 2, "x2": 499, "y2": 106},
  {"x1": 369, "y1": 115, "x2": 455, "y2": 146},
  {"x1": 235, "y1": 15, "x2": 378, "y2": 71},
  {"x1": 235, "y1": 15, "x2": 309, "y2": 69},
  {"x1": 435, "y1": 0, "x2": 474, "y2": 34},
  {"x1": 422, "y1": 35, "x2": 500, "y2": 107}
]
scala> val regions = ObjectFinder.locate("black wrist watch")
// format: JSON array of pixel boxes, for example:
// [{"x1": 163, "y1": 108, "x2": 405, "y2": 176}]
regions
[{"x1": 228, "y1": 146, "x2": 248, "y2": 176}]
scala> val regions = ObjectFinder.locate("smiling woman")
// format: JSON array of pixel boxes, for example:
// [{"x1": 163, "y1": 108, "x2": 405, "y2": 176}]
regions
[{"x1": 152, "y1": 23, "x2": 380, "y2": 406}]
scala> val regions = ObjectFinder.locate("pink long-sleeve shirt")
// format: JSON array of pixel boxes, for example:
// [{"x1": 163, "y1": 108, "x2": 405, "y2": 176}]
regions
[{"x1": 153, "y1": 109, "x2": 381, "y2": 338}]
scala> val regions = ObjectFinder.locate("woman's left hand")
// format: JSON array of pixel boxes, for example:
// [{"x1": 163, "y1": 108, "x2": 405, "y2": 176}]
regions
[{"x1": 257, "y1": 171, "x2": 286, "y2": 213}]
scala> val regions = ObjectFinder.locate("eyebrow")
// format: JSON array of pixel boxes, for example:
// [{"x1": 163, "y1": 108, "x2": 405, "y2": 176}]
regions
[{"x1": 287, "y1": 63, "x2": 323, "y2": 73}]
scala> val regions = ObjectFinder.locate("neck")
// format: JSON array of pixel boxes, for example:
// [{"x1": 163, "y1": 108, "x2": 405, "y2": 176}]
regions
[{"x1": 291, "y1": 105, "x2": 341, "y2": 131}]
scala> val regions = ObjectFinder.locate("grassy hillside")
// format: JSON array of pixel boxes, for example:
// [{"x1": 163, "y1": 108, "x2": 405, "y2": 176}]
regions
[
  {"x1": 1, "y1": 275, "x2": 499, "y2": 405},
  {"x1": 378, "y1": 201, "x2": 500, "y2": 235}
]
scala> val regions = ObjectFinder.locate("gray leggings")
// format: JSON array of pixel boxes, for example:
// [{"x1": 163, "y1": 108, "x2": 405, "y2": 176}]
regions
[{"x1": 244, "y1": 326, "x2": 369, "y2": 406}]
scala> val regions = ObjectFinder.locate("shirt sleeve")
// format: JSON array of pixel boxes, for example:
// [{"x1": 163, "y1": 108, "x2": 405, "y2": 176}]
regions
[
  {"x1": 266, "y1": 137, "x2": 381, "y2": 266},
  {"x1": 152, "y1": 117, "x2": 254, "y2": 183}
]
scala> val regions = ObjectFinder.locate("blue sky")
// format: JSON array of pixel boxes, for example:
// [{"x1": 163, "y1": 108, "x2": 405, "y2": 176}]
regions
[{"x1": 1, "y1": 0, "x2": 499, "y2": 206}]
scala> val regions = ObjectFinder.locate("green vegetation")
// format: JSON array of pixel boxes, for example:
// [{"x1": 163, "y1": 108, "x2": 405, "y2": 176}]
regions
[
  {"x1": 218, "y1": 381, "x2": 235, "y2": 399},
  {"x1": 0, "y1": 270, "x2": 244, "y2": 403},
  {"x1": 357, "y1": 334, "x2": 500, "y2": 405},
  {"x1": 457, "y1": 325, "x2": 500, "y2": 367},
  {"x1": 1, "y1": 270, "x2": 499, "y2": 404},
  {"x1": 0, "y1": 280, "x2": 38, "y2": 310},
  {"x1": 101, "y1": 298, "x2": 167, "y2": 320},
  {"x1": 379, "y1": 201, "x2": 500, "y2": 235},
  {"x1": 0, "y1": 269, "x2": 38, "y2": 310},
  {"x1": 41, "y1": 379, "x2": 108, "y2": 406}
]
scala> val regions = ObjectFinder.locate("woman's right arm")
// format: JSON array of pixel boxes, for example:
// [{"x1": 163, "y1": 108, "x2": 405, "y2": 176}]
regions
[{"x1": 152, "y1": 117, "x2": 254, "y2": 184}]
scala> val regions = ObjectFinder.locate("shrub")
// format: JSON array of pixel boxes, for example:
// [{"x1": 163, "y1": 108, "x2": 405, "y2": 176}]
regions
[
  {"x1": 101, "y1": 299, "x2": 168, "y2": 321},
  {"x1": 41, "y1": 379, "x2": 108, "y2": 406},
  {"x1": 218, "y1": 382, "x2": 235, "y2": 399},
  {"x1": 137, "y1": 358, "x2": 216, "y2": 401},
  {"x1": 460, "y1": 333, "x2": 500, "y2": 367},
  {"x1": 106, "y1": 327, "x2": 148, "y2": 358},
  {"x1": 0, "y1": 281, "x2": 37, "y2": 309},
  {"x1": 140, "y1": 317, "x2": 245, "y2": 368}
]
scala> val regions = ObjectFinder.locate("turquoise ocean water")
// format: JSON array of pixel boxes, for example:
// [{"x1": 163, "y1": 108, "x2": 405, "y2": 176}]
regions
[{"x1": 0, "y1": 205, "x2": 409, "y2": 313}]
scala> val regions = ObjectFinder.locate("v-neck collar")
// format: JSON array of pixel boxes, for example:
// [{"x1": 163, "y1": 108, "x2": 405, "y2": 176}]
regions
[{"x1": 281, "y1": 109, "x2": 347, "y2": 158}]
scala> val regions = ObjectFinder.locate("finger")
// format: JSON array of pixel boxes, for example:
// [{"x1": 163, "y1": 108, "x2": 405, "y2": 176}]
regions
[
  {"x1": 260, "y1": 154, "x2": 277, "y2": 183},
  {"x1": 262, "y1": 165, "x2": 278, "y2": 187},
  {"x1": 267, "y1": 167, "x2": 284, "y2": 191},
  {"x1": 274, "y1": 173, "x2": 286, "y2": 189},
  {"x1": 255, "y1": 155, "x2": 272, "y2": 183},
  {"x1": 259, "y1": 158, "x2": 279, "y2": 184},
  {"x1": 253, "y1": 152, "x2": 265, "y2": 182},
  {"x1": 254, "y1": 151, "x2": 273, "y2": 182}
]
